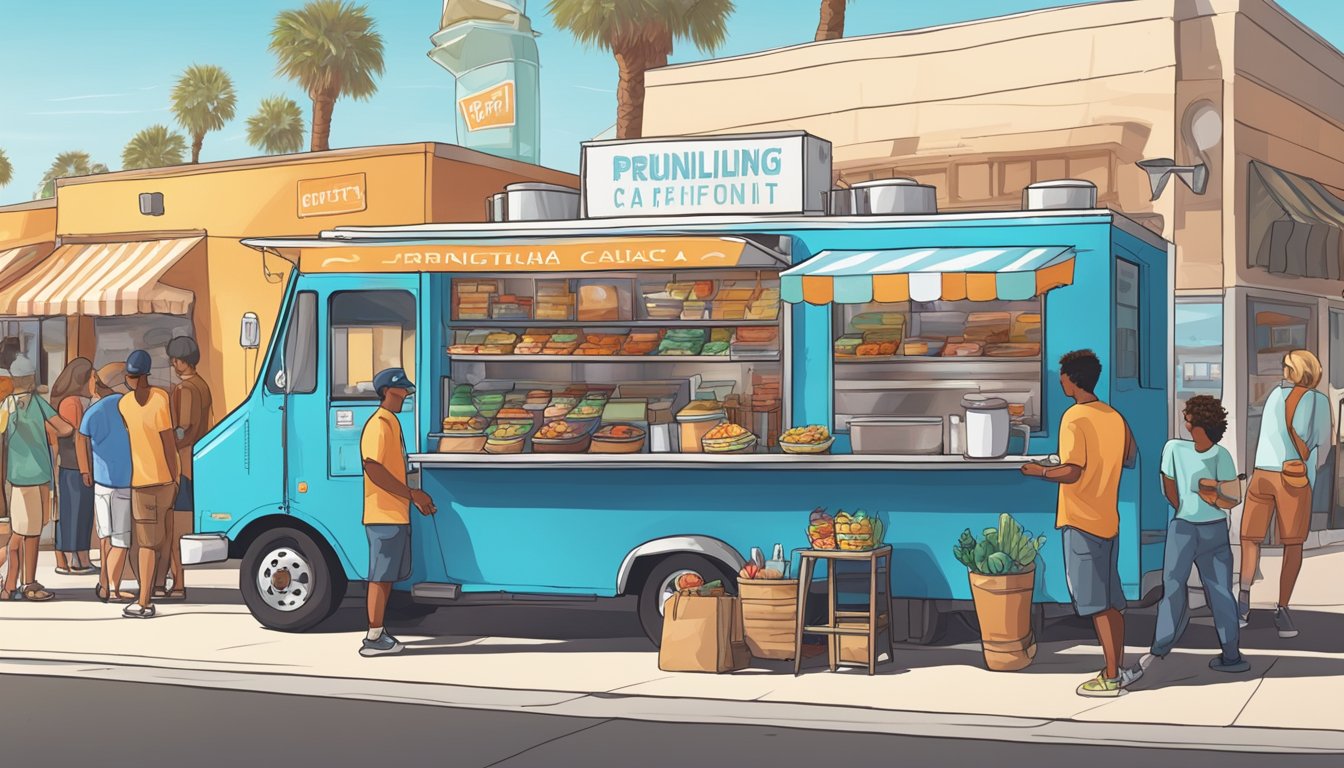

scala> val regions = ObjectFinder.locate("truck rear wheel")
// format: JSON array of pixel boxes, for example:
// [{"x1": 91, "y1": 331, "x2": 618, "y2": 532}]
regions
[
  {"x1": 241, "y1": 527, "x2": 347, "y2": 632},
  {"x1": 636, "y1": 553, "x2": 737, "y2": 647}
]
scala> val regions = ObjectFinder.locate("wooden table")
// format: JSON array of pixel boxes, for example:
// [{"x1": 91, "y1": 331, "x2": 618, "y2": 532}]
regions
[{"x1": 793, "y1": 546, "x2": 894, "y2": 676}]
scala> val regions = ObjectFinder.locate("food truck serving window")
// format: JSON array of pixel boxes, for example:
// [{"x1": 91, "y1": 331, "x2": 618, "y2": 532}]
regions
[
  {"x1": 831, "y1": 298, "x2": 1044, "y2": 442},
  {"x1": 330, "y1": 290, "x2": 417, "y2": 400}
]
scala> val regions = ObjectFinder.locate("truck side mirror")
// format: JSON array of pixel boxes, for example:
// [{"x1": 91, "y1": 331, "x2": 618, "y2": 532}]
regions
[{"x1": 240, "y1": 312, "x2": 260, "y2": 350}]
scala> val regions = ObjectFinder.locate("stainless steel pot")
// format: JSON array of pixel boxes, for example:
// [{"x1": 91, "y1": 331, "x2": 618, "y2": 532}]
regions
[
  {"x1": 503, "y1": 182, "x2": 579, "y2": 221},
  {"x1": 849, "y1": 416, "x2": 944, "y2": 455}
]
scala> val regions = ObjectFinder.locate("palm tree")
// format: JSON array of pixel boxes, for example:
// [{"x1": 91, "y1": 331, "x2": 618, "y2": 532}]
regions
[
  {"x1": 815, "y1": 0, "x2": 850, "y2": 41},
  {"x1": 171, "y1": 64, "x2": 238, "y2": 163},
  {"x1": 0, "y1": 148, "x2": 12, "y2": 189},
  {"x1": 122, "y1": 125, "x2": 188, "y2": 170},
  {"x1": 246, "y1": 95, "x2": 307, "y2": 155},
  {"x1": 35, "y1": 151, "x2": 109, "y2": 199},
  {"x1": 548, "y1": 0, "x2": 734, "y2": 139},
  {"x1": 270, "y1": 1, "x2": 385, "y2": 152}
]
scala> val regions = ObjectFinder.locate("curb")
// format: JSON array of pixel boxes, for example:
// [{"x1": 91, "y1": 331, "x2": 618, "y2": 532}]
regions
[{"x1": 2, "y1": 656, "x2": 1342, "y2": 754}]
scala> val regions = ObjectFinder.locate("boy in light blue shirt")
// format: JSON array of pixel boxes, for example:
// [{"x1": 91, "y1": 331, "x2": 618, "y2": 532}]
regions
[{"x1": 1134, "y1": 395, "x2": 1249, "y2": 678}]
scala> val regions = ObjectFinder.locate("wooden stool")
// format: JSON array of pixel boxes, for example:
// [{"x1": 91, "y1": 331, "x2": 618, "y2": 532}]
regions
[{"x1": 792, "y1": 545, "x2": 894, "y2": 675}]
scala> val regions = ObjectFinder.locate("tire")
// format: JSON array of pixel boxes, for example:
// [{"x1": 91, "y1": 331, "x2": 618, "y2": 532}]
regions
[
  {"x1": 636, "y1": 552, "x2": 738, "y2": 647},
  {"x1": 240, "y1": 527, "x2": 347, "y2": 632},
  {"x1": 907, "y1": 599, "x2": 945, "y2": 645}
]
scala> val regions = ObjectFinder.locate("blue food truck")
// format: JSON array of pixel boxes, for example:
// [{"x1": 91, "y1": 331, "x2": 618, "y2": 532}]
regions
[{"x1": 184, "y1": 132, "x2": 1172, "y2": 644}]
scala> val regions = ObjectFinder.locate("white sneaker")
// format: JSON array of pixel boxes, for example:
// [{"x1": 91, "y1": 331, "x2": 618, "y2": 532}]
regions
[
  {"x1": 1119, "y1": 664, "x2": 1144, "y2": 689},
  {"x1": 1137, "y1": 652, "x2": 1160, "y2": 672}
]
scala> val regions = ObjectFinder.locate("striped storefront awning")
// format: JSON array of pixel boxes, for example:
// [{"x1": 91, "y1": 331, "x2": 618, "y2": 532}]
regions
[
  {"x1": 0, "y1": 236, "x2": 201, "y2": 317},
  {"x1": 780, "y1": 246, "x2": 1076, "y2": 305},
  {"x1": 0, "y1": 242, "x2": 55, "y2": 294}
]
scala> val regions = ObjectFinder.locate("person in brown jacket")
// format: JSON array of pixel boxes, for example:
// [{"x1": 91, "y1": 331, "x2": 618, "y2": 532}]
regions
[{"x1": 153, "y1": 336, "x2": 213, "y2": 600}]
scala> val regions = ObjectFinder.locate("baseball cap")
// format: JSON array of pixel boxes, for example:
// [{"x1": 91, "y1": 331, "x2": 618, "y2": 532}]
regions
[
  {"x1": 372, "y1": 368, "x2": 415, "y2": 396},
  {"x1": 126, "y1": 350, "x2": 152, "y2": 376}
]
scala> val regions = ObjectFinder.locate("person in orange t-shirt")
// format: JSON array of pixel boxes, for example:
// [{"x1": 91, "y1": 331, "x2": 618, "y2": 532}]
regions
[
  {"x1": 358, "y1": 368, "x2": 436, "y2": 658},
  {"x1": 1022, "y1": 349, "x2": 1137, "y2": 697}
]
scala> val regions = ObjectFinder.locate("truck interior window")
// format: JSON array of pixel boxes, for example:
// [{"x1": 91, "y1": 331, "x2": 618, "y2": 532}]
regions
[
  {"x1": 266, "y1": 291, "x2": 317, "y2": 395},
  {"x1": 330, "y1": 290, "x2": 417, "y2": 400}
]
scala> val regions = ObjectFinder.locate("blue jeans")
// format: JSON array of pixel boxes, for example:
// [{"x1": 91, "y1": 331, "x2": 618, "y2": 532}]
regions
[{"x1": 1152, "y1": 518, "x2": 1241, "y2": 660}]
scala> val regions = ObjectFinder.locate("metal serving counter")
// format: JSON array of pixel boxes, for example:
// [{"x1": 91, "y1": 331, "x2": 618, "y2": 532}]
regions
[{"x1": 408, "y1": 453, "x2": 1051, "y2": 470}]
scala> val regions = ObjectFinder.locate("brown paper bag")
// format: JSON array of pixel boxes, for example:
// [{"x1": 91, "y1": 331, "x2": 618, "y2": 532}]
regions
[{"x1": 658, "y1": 593, "x2": 750, "y2": 673}]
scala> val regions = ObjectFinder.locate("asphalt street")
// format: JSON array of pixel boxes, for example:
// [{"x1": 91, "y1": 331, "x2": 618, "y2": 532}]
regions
[{"x1": 2, "y1": 673, "x2": 1339, "y2": 768}]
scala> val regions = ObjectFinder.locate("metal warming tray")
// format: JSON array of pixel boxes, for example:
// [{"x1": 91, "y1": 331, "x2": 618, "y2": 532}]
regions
[{"x1": 849, "y1": 416, "x2": 944, "y2": 455}]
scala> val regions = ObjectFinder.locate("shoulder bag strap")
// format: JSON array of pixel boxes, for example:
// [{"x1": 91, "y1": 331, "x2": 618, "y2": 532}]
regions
[{"x1": 1285, "y1": 386, "x2": 1310, "y2": 463}]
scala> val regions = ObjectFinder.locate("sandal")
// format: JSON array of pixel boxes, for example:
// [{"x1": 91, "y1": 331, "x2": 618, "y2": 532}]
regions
[
  {"x1": 122, "y1": 603, "x2": 156, "y2": 619},
  {"x1": 74, "y1": 566, "x2": 100, "y2": 576},
  {"x1": 22, "y1": 583, "x2": 54, "y2": 602},
  {"x1": 95, "y1": 584, "x2": 110, "y2": 603},
  {"x1": 111, "y1": 590, "x2": 137, "y2": 603},
  {"x1": 54, "y1": 567, "x2": 75, "y2": 576},
  {"x1": 163, "y1": 589, "x2": 187, "y2": 601}
]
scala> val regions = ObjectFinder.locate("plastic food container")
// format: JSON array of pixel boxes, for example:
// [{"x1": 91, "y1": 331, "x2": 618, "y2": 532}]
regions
[
  {"x1": 677, "y1": 402, "x2": 726, "y2": 454},
  {"x1": 780, "y1": 437, "x2": 835, "y2": 454},
  {"x1": 590, "y1": 425, "x2": 647, "y2": 454}
]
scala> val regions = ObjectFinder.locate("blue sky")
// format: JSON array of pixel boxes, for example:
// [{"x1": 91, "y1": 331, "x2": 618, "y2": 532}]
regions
[{"x1": 1, "y1": 0, "x2": 1342, "y2": 206}]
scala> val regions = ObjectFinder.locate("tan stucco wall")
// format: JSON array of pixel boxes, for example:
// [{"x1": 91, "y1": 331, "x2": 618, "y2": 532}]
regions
[{"x1": 0, "y1": 200, "x2": 56, "y2": 247}]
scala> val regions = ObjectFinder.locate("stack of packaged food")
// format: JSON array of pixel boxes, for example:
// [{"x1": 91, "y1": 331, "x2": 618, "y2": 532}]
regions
[
  {"x1": 455, "y1": 280, "x2": 498, "y2": 320},
  {"x1": 536, "y1": 282, "x2": 576, "y2": 321},
  {"x1": 731, "y1": 326, "x2": 778, "y2": 359},
  {"x1": 746, "y1": 286, "x2": 781, "y2": 320},
  {"x1": 657, "y1": 329, "x2": 706, "y2": 355},
  {"x1": 712, "y1": 282, "x2": 759, "y2": 321},
  {"x1": 515, "y1": 330, "x2": 551, "y2": 354},
  {"x1": 751, "y1": 372, "x2": 782, "y2": 411},
  {"x1": 1010, "y1": 312, "x2": 1042, "y2": 343},
  {"x1": 479, "y1": 331, "x2": 517, "y2": 355},
  {"x1": 703, "y1": 328, "x2": 731, "y2": 356},
  {"x1": 490, "y1": 294, "x2": 532, "y2": 320},
  {"x1": 575, "y1": 333, "x2": 625, "y2": 355},
  {"x1": 542, "y1": 330, "x2": 581, "y2": 355},
  {"x1": 963, "y1": 312, "x2": 1012, "y2": 344},
  {"x1": 621, "y1": 330, "x2": 663, "y2": 355}
]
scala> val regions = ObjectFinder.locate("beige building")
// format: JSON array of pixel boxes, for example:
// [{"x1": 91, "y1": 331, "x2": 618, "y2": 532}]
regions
[{"x1": 642, "y1": 0, "x2": 1344, "y2": 547}]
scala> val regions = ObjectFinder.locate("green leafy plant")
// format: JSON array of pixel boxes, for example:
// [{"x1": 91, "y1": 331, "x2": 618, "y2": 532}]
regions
[{"x1": 953, "y1": 513, "x2": 1046, "y2": 576}]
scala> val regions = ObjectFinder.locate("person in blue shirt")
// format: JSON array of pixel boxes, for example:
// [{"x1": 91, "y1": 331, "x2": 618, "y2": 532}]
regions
[
  {"x1": 1240, "y1": 350, "x2": 1331, "y2": 639},
  {"x1": 1132, "y1": 396, "x2": 1249, "y2": 680},
  {"x1": 77, "y1": 363, "x2": 136, "y2": 603}
]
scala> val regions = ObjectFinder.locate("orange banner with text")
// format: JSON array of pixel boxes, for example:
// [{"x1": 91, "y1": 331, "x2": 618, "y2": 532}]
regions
[
  {"x1": 297, "y1": 173, "x2": 367, "y2": 218},
  {"x1": 299, "y1": 238, "x2": 748, "y2": 273},
  {"x1": 459, "y1": 80, "x2": 516, "y2": 132}
]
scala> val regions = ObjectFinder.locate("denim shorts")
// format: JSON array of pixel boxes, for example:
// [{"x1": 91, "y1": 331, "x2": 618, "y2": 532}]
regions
[
  {"x1": 366, "y1": 524, "x2": 411, "y2": 583},
  {"x1": 1062, "y1": 527, "x2": 1127, "y2": 617}
]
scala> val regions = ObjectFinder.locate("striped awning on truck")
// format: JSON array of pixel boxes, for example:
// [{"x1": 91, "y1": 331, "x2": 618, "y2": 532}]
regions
[{"x1": 780, "y1": 246, "x2": 1075, "y2": 305}]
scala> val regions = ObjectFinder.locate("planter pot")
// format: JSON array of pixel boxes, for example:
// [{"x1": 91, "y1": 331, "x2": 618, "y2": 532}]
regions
[{"x1": 968, "y1": 565, "x2": 1036, "y2": 672}]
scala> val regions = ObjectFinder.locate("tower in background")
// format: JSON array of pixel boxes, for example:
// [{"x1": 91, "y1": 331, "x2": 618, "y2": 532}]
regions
[{"x1": 429, "y1": 0, "x2": 541, "y2": 165}]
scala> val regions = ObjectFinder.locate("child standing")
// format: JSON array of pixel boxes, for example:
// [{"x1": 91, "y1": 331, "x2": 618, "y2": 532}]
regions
[{"x1": 1136, "y1": 395, "x2": 1249, "y2": 676}]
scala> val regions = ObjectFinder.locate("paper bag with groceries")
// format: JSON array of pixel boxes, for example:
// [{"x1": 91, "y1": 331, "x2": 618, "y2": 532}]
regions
[{"x1": 658, "y1": 592, "x2": 750, "y2": 673}]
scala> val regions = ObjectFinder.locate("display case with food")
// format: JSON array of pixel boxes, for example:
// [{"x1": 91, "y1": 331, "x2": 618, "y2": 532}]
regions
[
  {"x1": 436, "y1": 416, "x2": 490, "y2": 453},
  {"x1": 484, "y1": 422, "x2": 529, "y2": 454}
]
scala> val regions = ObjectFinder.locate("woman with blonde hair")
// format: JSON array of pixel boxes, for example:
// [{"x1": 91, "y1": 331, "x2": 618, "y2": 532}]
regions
[{"x1": 1241, "y1": 349, "x2": 1331, "y2": 638}]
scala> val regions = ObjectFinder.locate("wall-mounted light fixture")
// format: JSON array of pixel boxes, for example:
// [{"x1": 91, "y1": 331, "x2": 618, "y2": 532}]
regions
[{"x1": 1137, "y1": 158, "x2": 1209, "y2": 200}]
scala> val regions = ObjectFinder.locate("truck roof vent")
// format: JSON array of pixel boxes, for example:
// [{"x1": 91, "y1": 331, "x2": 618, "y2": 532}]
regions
[
  {"x1": 1023, "y1": 179, "x2": 1098, "y2": 211},
  {"x1": 847, "y1": 178, "x2": 937, "y2": 215},
  {"x1": 501, "y1": 182, "x2": 580, "y2": 222}
]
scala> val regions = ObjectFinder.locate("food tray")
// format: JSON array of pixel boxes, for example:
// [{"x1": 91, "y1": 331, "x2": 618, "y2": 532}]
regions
[
  {"x1": 703, "y1": 435, "x2": 758, "y2": 453},
  {"x1": 484, "y1": 437, "x2": 525, "y2": 454},
  {"x1": 434, "y1": 433, "x2": 487, "y2": 453},
  {"x1": 590, "y1": 433, "x2": 647, "y2": 453},
  {"x1": 532, "y1": 432, "x2": 593, "y2": 453},
  {"x1": 779, "y1": 436, "x2": 835, "y2": 454}
]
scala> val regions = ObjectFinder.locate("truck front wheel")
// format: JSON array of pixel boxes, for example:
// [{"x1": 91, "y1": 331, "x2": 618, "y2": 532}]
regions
[{"x1": 241, "y1": 527, "x2": 347, "y2": 632}]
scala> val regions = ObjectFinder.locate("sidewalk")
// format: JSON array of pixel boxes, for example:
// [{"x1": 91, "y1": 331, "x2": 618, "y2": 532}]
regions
[{"x1": 3, "y1": 546, "x2": 1343, "y2": 752}]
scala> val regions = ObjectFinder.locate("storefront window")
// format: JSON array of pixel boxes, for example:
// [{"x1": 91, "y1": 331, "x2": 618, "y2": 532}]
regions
[
  {"x1": 330, "y1": 291, "x2": 417, "y2": 400},
  {"x1": 1174, "y1": 300, "x2": 1223, "y2": 434},
  {"x1": 831, "y1": 298, "x2": 1043, "y2": 440},
  {"x1": 92, "y1": 314, "x2": 194, "y2": 386},
  {"x1": 1115, "y1": 259, "x2": 1140, "y2": 382}
]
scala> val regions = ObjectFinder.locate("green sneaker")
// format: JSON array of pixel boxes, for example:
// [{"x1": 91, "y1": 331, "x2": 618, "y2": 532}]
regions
[{"x1": 1076, "y1": 672, "x2": 1123, "y2": 697}]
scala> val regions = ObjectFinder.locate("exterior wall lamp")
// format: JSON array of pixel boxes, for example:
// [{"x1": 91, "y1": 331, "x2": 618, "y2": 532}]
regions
[
  {"x1": 1137, "y1": 159, "x2": 1210, "y2": 200},
  {"x1": 1139, "y1": 99, "x2": 1221, "y2": 201}
]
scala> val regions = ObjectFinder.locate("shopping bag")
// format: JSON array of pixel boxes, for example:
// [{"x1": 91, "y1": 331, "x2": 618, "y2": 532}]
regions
[{"x1": 658, "y1": 593, "x2": 750, "y2": 673}]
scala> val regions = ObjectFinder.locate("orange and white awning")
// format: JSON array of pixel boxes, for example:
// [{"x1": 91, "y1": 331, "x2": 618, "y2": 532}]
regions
[
  {"x1": 0, "y1": 236, "x2": 200, "y2": 316},
  {"x1": 0, "y1": 242, "x2": 54, "y2": 294},
  {"x1": 781, "y1": 246, "x2": 1076, "y2": 305}
]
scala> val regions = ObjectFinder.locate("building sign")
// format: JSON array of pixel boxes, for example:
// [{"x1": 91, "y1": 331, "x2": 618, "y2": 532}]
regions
[
  {"x1": 459, "y1": 80, "x2": 516, "y2": 132},
  {"x1": 298, "y1": 173, "x2": 367, "y2": 218},
  {"x1": 299, "y1": 238, "x2": 749, "y2": 274},
  {"x1": 581, "y1": 132, "x2": 831, "y2": 219}
]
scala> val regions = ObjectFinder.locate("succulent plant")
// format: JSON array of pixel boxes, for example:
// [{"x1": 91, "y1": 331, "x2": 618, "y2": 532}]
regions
[{"x1": 952, "y1": 513, "x2": 1047, "y2": 576}]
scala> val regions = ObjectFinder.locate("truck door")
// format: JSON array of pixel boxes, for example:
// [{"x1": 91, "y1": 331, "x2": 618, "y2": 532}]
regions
[{"x1": 287, "y1": 278, "x2": 420, "y2": 579}]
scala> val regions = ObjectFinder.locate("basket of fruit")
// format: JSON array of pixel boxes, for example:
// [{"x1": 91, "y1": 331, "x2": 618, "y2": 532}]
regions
[
  {"x1": 532, "y1": 419, "x2": 593, "y2": 453},
  {"x1": 674, "y1": 572, "x2": 725, "y2": 597},
  {"x1": 779, "y1": 425, "x2": 833, "y2": 454},
  {"x1": 484, "y1": 422, "x2": 529, "y2": 454},
  {"x1": 834, "y1": 509, "x2": 884, "y2": 551},
  {"x1": 701, "y1": 422, "x2": 757, "y2": 453},
  {"x1": 806, "y1": 508, "x2": 836, "y2": 550}
]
